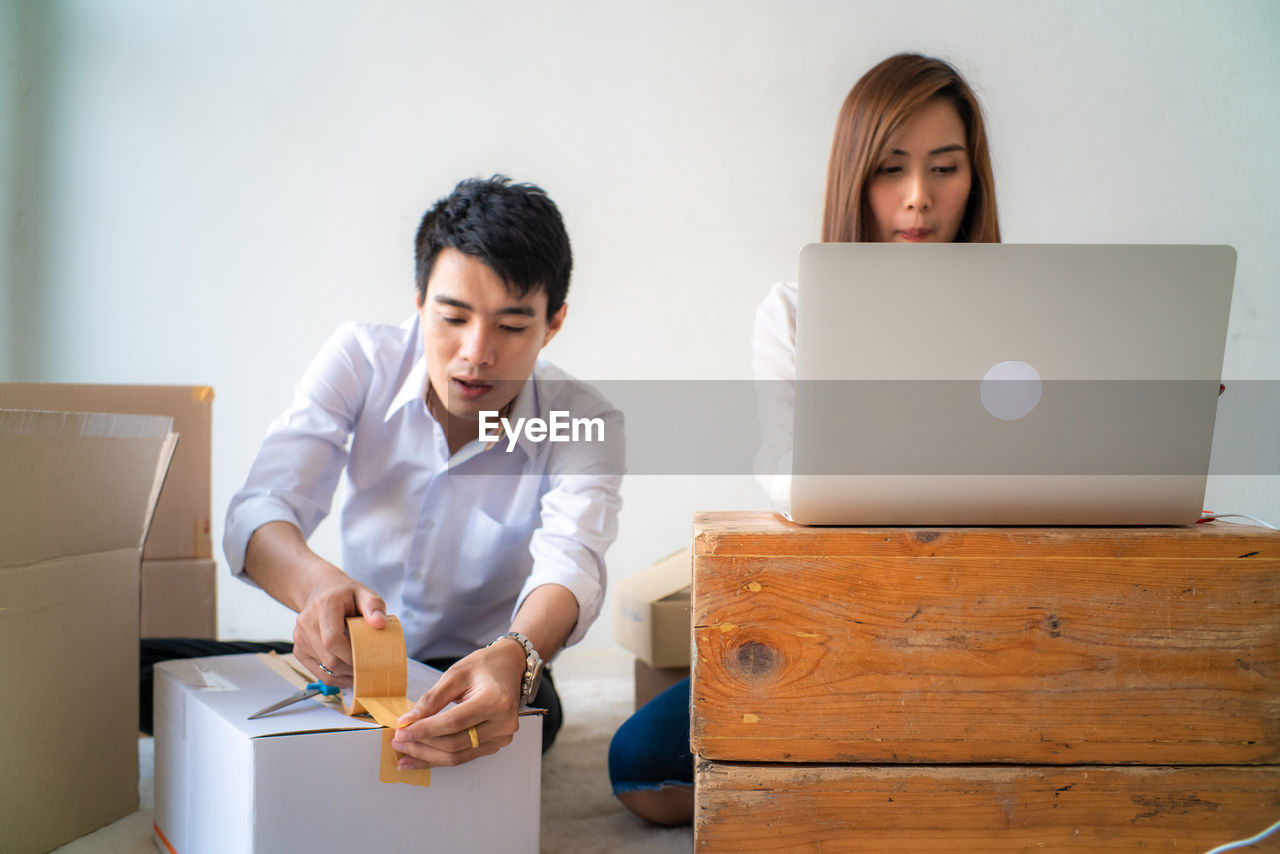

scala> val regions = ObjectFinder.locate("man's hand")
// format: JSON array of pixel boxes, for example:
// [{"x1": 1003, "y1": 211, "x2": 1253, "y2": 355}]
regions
[
  {"x1": 243, "y1": 520, "x2": 386, "y2": 687},
  {"x1": 389, "y1": 640, "x2": 527, "y2": 768},
  {"x1": 292, "y1": 574, "x2": 387, "y2": 686},
  {"x1": 388, "y1": 583, "x2": 578, "y2": 767}
]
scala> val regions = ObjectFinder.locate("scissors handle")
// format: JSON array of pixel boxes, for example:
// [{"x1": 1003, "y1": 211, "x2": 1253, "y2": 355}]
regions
[{"x1": 248, "y1": 681, "x2": 342, "y2": 719}]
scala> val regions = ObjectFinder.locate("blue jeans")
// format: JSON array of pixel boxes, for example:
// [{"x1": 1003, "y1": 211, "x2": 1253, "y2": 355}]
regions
[{"x1": 608, "y1": 676, "x2": 694, "y2": 794}]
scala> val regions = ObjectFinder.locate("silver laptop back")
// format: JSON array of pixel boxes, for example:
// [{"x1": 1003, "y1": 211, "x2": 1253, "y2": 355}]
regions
[{"x1": 790, "y1": 243, "x2": 1235, "y2": 525}]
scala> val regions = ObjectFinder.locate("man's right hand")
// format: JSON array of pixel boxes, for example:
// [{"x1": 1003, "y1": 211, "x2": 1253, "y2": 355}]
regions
[
  {"x1": 243, "y1": 520, "x2": 388, "y2": 687},
  {"x1": 292, "y1": 574, "x2": 387, "y2": 686}
]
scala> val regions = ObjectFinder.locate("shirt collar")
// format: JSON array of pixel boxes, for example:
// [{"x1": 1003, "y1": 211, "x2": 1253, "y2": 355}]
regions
[
  {"x1": 381, "y1": 315, "x2": 548, "y2": 461},
  {"x1": 506, "y1": 372, "x2": 539, "y2": 432},
  {"x1": 386, "y1": 316, "x2": 430, "y2": 421},
  {"x1": 462, "y1": 371, "x2": 539, "y2": 462}
]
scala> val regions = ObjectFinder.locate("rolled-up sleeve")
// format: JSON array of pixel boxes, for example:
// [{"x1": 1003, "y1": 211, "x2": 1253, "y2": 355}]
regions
[
  {"x1": 224, "y1": 323, "x2": 371, "y2": 582},
  {"x1": 514, "y1": 403, "x2": 624, "y2": 648}
]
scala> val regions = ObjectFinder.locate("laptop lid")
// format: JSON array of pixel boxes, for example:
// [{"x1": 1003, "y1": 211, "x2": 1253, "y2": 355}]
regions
[{"x1": 790, "y1": 243, "x2": 1236, "y2": 525}]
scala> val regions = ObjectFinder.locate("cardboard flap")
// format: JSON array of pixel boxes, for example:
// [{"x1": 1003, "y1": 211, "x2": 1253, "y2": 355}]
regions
[
  {"x1": 0, "y1": 409, "x2": 177, "y2": 566},
  {"x1": 140, "y1": 432, "x2": 180, "y2": 550},
  {"x1": 0, "y1": 384, "x2": 214, "y2": 559},
  {"x1": 618, "y1": 549, "x2": 692, "y2": 602}
]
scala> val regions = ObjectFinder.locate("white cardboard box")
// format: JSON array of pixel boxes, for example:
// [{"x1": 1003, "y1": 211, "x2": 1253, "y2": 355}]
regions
[{"x1": 153, "y1": 653, "x2": 542, "y2": 854}]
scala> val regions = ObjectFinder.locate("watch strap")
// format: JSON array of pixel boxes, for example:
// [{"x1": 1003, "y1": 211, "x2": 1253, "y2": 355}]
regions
[{"x1": 489, "y1": 631, "x2": 541, "y2": 705}]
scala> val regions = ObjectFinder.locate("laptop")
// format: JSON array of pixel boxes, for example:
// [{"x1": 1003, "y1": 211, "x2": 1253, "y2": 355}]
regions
[{"x1": 789, "y1": 243, "x2": 1236, "y2": 525}]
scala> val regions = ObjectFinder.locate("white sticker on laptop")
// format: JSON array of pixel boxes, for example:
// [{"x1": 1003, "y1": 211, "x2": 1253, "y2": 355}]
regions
[{"x1": 980, "y1": 360, "x2": 1042, "y2": 421}]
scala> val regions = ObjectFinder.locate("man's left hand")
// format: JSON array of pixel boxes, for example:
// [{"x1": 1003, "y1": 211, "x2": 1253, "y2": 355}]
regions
[{"x1": 389, "y1": 640, "x2": 528, "y2": 768}]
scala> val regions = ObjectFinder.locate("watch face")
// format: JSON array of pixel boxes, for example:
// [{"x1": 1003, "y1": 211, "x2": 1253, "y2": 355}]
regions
[{"x1": 526, "y1": 658, "x2": 544, "y2": 704}]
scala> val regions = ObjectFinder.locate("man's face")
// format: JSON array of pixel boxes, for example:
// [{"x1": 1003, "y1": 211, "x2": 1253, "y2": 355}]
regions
[{"x1": 418, "y1": 247, "x2": 565, "y2": 429}]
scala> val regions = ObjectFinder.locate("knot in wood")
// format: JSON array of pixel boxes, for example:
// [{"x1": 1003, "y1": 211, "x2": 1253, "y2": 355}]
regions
[{"x1": 730, "y1": 639, "x2": 779, "y2": 681}]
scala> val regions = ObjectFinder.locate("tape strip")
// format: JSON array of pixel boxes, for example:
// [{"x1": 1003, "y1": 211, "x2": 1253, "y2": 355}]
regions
[
  {"x1": 347, "y1": 615, "x2": 431, "y2": 787},
  {"x1": 258, "y1": 651, "x2": 311, "y2": 689}
]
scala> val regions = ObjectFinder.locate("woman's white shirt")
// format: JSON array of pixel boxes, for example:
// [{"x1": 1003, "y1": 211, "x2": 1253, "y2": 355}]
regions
[{"x1": 751, "y1": 281, "x2": 798, "y2": 515}]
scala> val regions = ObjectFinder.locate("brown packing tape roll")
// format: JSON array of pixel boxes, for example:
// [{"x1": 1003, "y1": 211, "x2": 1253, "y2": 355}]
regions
[
  {"x1": 346, "y1": 615, "x2": 432, "y2": 787},
  {"x1": 345, "y1": 616, "x2": 408, "y2": 716}
]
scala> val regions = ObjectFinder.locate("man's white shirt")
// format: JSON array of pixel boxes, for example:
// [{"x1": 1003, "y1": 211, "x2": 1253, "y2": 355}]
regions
[{"x1": 224, "y1": 316, "x2": 624, "y2": 660}]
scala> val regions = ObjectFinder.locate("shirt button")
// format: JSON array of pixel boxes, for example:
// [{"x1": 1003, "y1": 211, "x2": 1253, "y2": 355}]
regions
[{"x1": 424, "y1": 519, "x2": 435, "y2": 529}]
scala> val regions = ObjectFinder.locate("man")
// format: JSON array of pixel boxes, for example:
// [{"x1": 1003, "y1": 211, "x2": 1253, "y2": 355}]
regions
[{"x1": 222, "y1": 175, "x2": 623, "y2": 766}]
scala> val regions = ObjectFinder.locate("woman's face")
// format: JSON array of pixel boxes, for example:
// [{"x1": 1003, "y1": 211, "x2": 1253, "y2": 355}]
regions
[{"x1": 865, "y1": 98, "x2": 972, "y2": 243}]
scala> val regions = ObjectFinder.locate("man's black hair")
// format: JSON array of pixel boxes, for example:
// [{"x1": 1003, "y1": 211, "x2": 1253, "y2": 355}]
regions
[{"x1": 414, "y1": 175, "x2": 572, "y2": 319}]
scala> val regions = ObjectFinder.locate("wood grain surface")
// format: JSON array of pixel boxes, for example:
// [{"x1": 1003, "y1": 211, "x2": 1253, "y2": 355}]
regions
[
  {"x1": 691, "y1": 513, "x2": 1280, "y2": 764},
  {"x1": 695, "y1": 761, "x2": 1280, "y2": 852},
  {"x1": 693, "y1": 511, "x2": 1280, "y2": 560}
]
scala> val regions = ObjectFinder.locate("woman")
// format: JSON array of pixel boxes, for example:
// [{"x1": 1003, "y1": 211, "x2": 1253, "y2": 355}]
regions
[
  {"x1": 609, "y1": 52, "x2": 1002, "y2": 827},
  {"x1": 754, "y1": 52, "x2": 1001, "y2": 512}
]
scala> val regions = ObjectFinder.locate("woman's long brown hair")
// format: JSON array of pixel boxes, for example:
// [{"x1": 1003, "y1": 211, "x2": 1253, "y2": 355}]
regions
[{"x1": 822, "y1": 53, "x2": 1001, "y2": 244}]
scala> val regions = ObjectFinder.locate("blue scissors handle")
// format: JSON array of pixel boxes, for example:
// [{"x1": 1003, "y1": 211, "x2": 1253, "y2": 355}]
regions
[{"x1": 306, "y1": 681, "x2": 341, "y2": 696}]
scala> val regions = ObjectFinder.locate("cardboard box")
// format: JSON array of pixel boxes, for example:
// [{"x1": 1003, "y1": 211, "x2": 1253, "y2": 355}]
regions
[
  {"x1": 0, "y1": 409, "x2": 176, "y2": 854},
  {"x1": 615, "y1": 548, "x2": 692, "y2": 668},
  {"x1": 141, "y1": 559, "x2": 217, "y2": 638},
  {"x1": 0, "y1": 383, "x2": 213, "y2": 559},
  {"x1": 634, "y1": 658, "x2": 689, "y2": 710},
  {"x1": 154, "y1": 653, "x2": 542, "y2": 853}
]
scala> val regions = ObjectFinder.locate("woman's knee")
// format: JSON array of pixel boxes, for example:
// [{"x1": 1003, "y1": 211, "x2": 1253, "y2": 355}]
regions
[{"x1": 616, "y1": 785, "x2": 694, "y2": 827}]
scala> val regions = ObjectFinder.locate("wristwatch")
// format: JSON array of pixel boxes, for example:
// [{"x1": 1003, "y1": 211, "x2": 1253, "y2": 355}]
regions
[{"x1": 489, "y1": 631, "x2": 544, "y2": 706}]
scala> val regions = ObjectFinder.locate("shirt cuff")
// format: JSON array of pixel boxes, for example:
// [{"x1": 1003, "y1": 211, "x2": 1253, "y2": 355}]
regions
[
  {"x1": 223, "y1": 495, "x2": 306, "y2": 586},
  {"x1": 512, "y1": 554, "x2": 605, "y2": 652}
]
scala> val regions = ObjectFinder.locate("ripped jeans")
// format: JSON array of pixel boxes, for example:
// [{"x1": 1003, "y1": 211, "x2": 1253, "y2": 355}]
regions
[{"x1": 607, "y1": 677, "x2": 693, "y2": 794}]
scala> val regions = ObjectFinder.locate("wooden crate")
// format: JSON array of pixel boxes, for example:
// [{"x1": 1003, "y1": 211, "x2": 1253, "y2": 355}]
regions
[
  {"x1": 691, "y1": 512, "x2": 1280, "y2": 849},
  {"x1": 696, "y1": 762, "x2": 1280, "y2": 852}
]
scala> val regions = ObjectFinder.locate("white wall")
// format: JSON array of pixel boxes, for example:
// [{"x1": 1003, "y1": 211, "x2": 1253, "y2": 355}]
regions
[
  {"x1": 0, "y1": 0, "x2": 12, "y2": 379},
  {"x1": 2, "y1": 0, "x2": 42, "y2": 379},
  {"x1": 5, "y1": 0, "x2": 1277, "y2": 649}
]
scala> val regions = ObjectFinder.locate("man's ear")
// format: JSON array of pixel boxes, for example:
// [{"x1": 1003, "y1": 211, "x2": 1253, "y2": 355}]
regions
[
  {"x1": 414, "y1": 290, "x2": 424, "y2": 311},
  {"x1": 542, "y1": 303, "x2": 568, "y2": 348}
]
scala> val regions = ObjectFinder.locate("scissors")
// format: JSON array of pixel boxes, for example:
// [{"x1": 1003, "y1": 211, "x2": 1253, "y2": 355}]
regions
[{"x1": 248, "y1": 681, "x2": 341, "y2": 720}]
